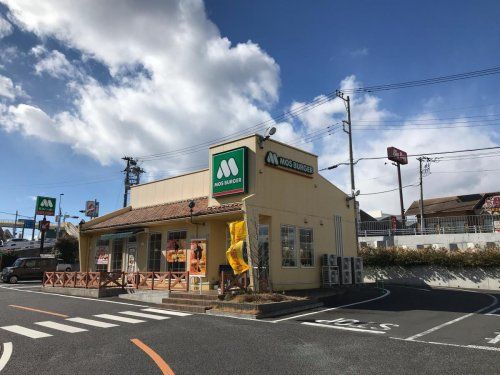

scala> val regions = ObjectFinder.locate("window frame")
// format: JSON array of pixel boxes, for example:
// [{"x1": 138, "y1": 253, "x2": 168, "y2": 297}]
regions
[
  {"x1": 280, "y1": 224, "x2": 298, "y2": 268},
  {"x1": 298, "y1": 227, "x2": 315, "y2": 268},
  {"x1": 147, "y1": 232, "x2": 163, "y2": 272}
]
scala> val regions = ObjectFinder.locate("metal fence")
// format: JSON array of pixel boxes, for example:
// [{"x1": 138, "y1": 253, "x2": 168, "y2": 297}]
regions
[{"x1": 359, "y1": 214, "x2": 500, "y2": 236}]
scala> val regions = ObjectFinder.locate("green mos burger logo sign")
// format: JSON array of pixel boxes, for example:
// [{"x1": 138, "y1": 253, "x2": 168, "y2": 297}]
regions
[
  {"x1": 212, "y1": 147, "x2": 248, "y2": 197},
  {"x1": 265, "y1": 151, "x2": 314, "y2": 177}
]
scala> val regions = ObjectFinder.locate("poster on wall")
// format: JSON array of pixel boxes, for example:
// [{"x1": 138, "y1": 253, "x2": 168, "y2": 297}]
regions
[
  {"x1": 166, "y1": 238, "x2": 187, "y2": 271},
  {"x1": 96, "y1": 245, "x2": 109, "y2": 265},
  {"x1": 189, "y1": 239, "x2": 207, "y2": 276}
]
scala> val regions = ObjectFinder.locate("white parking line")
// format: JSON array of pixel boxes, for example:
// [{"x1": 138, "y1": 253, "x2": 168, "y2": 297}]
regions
[
  {"x1": 1, "y1": 325, "x2": 52, "y2": 339},
  {"x1": 486, "y1": 307, "x2": 500, "y2": 316},
  {"x1": 142, "y1": 308, "x2": 192, "y2": 317},
  {"x1": 66, "y1": 317, "x2": 118, "y2": 328},
  {"x1": 35, "y1": 321, "x2": 88, "y2": 333},
  {"x1": 0, "y1": 343, "x2": 13, "y2": 372},
  {"x1": 391, "y1": 337, "x2": 500, "y2": 352},
  {"x1": 119, "y1": 311, "x2": 170, "y2": 320},
  {"x1": 94, "y1": 314, "x2": 145, "y2": 324},
  {"x1": 405, "y1": 293, "x2": 498, "y2": 341},
  {"x1": 302, "y1": 322, "x2": 386, "y2": 334},
  {"x1": 271, "y1": 289, "x2": 391, "y2": 323}
]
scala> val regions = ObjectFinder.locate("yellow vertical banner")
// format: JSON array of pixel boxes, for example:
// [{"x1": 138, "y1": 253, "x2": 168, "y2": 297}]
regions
[{"x1": 226, "y1": 221, "x2": 249, "y2": 275}]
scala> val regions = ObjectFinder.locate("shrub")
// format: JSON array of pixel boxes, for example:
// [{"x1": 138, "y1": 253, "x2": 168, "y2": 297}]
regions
[
  {"x1": 53, "y1": 236, "x2": 79, "y2": 264},
  {"x1": 359, "y1": 245, "x2": 500, "y2": 268}
]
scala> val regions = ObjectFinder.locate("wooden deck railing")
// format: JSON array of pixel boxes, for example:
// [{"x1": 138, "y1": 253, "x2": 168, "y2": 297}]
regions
[{"x1": 43, "y1": 271, "x2": 190, "y2": 291}]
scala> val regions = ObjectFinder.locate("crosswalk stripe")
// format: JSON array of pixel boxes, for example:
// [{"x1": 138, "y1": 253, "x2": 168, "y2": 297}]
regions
[
  {"x1": 35, "y1": 321, "x2": 88, "y2": 333},
  {"x1": 118, "y1": 311, "x2": 170, "y2": 320},
  {"x1": 1, "y1": 325, "x2": 52, "y2": 339},
  {"x1": 66, "y1": 317, "x2": 118, "y2": 328},
  {"x1": 142, "y1": 308, "x2": 192, "y2": 317},
  {"x1": 94, "y1": 314, "x2": 145, "y2": 324}
]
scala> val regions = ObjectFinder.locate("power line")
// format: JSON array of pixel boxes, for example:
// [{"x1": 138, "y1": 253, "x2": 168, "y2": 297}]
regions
[
  {"x1": 321, "y1": 146, "x2": 500, "y2": 170},
  {"x1": 358, "y1": 182, "x2": 420, "y2": 196},
  {"x1": 431, "y1": 168, "x2": 500, "y2": 174},
  {"x1": 342, "y1": 66, "x2": 500, "y2": 94}
]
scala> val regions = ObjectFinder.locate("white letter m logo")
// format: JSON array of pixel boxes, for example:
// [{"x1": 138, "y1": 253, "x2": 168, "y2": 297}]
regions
[{"x1": 217, "y1": 158, "x2": 239, "y2": 179}]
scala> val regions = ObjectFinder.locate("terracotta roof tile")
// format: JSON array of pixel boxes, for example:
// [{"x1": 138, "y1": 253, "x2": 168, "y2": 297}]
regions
[{"x1": 83, "y1": 197, "x2": 242, "y2": 231}]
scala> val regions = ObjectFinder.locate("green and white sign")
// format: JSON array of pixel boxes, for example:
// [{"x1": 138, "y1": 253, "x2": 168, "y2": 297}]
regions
[
  {"x1": 212, "y1": 147, "x2": 248, "y2": 197},
  {"x1": 36, "y1": 196, "x2": 56, "y2": 216},
  {"x1": 265, "y1": 151, "x2": 314, "y2": 176}
]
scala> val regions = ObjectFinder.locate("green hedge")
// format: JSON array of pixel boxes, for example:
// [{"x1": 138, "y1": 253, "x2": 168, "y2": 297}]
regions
[{"x1": 359, "y1": 246, "x2": 500, "y2": 268}]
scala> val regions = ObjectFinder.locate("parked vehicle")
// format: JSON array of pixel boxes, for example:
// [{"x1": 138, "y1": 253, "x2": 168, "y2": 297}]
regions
[
  {"x1": 56, "y1": 259, "x2": 73, "y2": 272},
  {"x1": 1, "y1": 257, "x2": 58, "y2": 284}
]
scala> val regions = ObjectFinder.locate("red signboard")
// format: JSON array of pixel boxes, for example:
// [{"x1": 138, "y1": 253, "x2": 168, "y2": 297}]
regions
[
  {"x1": 391, "y1": 216, "x2": 397, "y2": 230},
  {"x1": 483, "y1": 195, "x2": 500, "y2": 213},
  {"x1": 387, "y1": 146, "x2": 408, "y2": 165},
  {"x1": 38, "y1": 220, "x2": 50, "y2": 232}
]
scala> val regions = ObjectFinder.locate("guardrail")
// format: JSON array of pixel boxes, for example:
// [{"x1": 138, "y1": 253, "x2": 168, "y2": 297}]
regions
[
  {"x1": 359, "y1": 214, "x2": 500, "y2": 237},
  {"x1": 43, "y1": 271, "x2": 190, "y2": 291}
]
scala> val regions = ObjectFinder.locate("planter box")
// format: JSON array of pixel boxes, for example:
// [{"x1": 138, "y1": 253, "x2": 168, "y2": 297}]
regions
[
  {"x1": 364, "y1": 266, "x2": 500, "y2": 290},
  {"x1": 209, "y1": 298, "x2": 323, "y2": 319}
]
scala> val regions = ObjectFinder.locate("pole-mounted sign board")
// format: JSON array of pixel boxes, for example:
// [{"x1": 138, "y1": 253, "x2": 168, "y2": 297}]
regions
[
  {"x1": 212, "y1": 147, "x2": 248, "y2": 197},
  {"x1": 35, "y1": 196, "x2": 56, "y2": 216},
  {"x1": 22, "y1": 219, "x2": 35, "y2": 229},
  {"x1": 85, "y1": 200, "x2": 100, "y2": 217},
  {"x1": 38, "y1": 219, "x2": 50, "y2": 232},
  {"x1": 387, "y1": 146, "x2": 408, "y2": 165}
]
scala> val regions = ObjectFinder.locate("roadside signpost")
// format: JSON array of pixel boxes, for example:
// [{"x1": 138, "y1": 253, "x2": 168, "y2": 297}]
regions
[
  {"x1": 38, "y1": 219, "x2": 50, "y2": 253},
  {"x1": 32, "y1": 196, "x2": 56, "y2": 241},
  {"x1": 387, "y1": 147, "x2": 408, "y2": 226}
]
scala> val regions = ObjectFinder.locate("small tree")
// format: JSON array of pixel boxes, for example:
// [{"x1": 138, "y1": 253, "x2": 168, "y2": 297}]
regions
[{"x1": 54, "y1": 236, "x2": 79, "y2": 264}]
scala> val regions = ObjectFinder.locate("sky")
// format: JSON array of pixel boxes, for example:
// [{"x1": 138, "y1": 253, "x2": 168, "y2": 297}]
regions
[{"x1": 1, "y1": 0, "x2": 500, "y2": 236}]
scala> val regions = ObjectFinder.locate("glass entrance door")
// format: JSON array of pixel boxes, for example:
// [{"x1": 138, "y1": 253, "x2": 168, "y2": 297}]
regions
[{"x1": 125, "y1": 236, "x2": 137, "y2": 273}]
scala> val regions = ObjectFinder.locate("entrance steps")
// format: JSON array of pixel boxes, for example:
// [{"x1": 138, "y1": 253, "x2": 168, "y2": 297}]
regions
[{"x1": 161, "y1": 291, "x2": 219, "y2": 314}]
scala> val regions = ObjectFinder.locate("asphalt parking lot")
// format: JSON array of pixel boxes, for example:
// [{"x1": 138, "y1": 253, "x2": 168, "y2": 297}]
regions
[
  {"x1": 0, "y1": 282, "x2": 499, "y2": 374},
  {"x1": 268, "y1": 284, "x2": 500, "y2": 352}
]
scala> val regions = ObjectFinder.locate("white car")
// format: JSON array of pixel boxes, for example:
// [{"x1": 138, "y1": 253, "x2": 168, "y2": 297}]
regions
[{"x1": 56, "y1": 259, "x2": 73, "y2": 272}]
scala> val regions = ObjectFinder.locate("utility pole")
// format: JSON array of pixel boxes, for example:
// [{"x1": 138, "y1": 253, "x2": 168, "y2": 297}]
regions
[
  {"x1": 418, "y1": 157, "x2": 425, "y2": 234},
  {"x1": 13, "y1": 210, "x2": 18, "y2": 238},
  {"x1": 56, "y1": 193, "x2": 64, "y2": 239},
  {"x1": 337, "y1": 90, "x2": 359, "y2": 251},
  {"x1": 122, "y1": 157, "x2": 145, "y2": 207}
]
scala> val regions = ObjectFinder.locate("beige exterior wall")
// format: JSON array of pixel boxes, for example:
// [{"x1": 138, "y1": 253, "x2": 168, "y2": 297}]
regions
[
  {"x1": 79, "y1": 134, "x2": 356, "y2": 291},
  {"x1": 130, "y1": 169, "x2": 210, "y2": 208}
]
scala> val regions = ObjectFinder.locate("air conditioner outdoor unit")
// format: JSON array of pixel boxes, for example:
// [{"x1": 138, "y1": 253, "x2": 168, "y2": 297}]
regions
[
  {"x1": 351, "y1": 257, "x2": 364, "y2": 284},
  {"x1": 336, "y1": 256, "x2": 352, "y2": 285},
  {"x1": 321, "y1": 266, "x2": 339, "y2": 287}
]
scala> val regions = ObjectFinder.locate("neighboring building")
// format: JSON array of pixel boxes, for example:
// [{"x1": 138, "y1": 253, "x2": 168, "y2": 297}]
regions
[
  {"x1": 405, "y1": 193, "x2": 500, "y2": 218},
  {"x1": 79, "y1": 134, "x2": 356, "y2": 291},
  {"x1": 366, "y1": 210, "x2": 397, "y2": 220}
]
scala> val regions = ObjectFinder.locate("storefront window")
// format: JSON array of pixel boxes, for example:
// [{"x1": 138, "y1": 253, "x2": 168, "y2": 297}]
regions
[
  {"x1": 148, "y1": 233, "x2": 162, "y2": 272},
  {"x1": 281, "y1": 225, "x2": 296, "y2": 267},
  {"x1": 299, "y1": 228, "x2": 314, "y2": 267},
  {"x1": 111, "y1": 239, "x2": 123, "y2": 271},
  {"x1": 166, "y1": 230, "x2": 187, "y2": 272}
]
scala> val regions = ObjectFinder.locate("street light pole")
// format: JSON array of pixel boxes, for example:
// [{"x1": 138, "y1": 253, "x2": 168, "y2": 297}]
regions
[{"x1": 56, "y1": 193, "x2": 64, "y2": 238}]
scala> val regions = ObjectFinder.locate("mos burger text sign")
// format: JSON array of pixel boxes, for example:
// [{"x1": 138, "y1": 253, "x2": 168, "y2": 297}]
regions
[
  {"x1": 265, "y1": 151, "x2": 314, "y2": 177},
  {"x1": 387, "y1": 146, "x2": 408, "y2": 165},
  {"x1": 36, "y1": 196, "x2": 56, "y2": 216},
  {"x1": 212, "y1": 147, "x2": 248, "y2": 197}
]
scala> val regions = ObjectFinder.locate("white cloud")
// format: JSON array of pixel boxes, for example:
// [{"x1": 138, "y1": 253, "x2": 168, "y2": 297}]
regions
[
  {"x1": 349, "y1": 47, "x2": 369, "y2": 58},
  {"x1": 1, "y1": 0, "x2": 281, "y2": 167},
  {"x1": 0, "y1": 73, "x2": 24, "y2": 99},
  {"x1": 0, "y1": 14, "x2": 12, "y2": 38},
  {"x1": 33, "y1": 48, "x2": 81, "y2": 79}
]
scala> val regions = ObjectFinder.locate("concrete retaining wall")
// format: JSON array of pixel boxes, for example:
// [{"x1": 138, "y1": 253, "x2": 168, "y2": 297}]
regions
[
  {"x1": 364, "y1": 266, "x2": 500, "y2": 290},
  {"x1": 42, "y1": 286, "x2": 124, "y2": 298},
  {"x1": 359, "y1": 232, "x2": 500, "y2": 250}
]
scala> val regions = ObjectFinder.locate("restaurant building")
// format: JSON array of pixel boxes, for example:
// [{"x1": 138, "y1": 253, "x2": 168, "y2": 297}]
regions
[{"x1": 79, "y1": 135, "x2": 356, "y2": 290}]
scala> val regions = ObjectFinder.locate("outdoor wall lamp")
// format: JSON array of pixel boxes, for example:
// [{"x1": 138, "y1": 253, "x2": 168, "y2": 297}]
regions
[{"x1": 258, "y1": 126, "x2": 276, "y2": 149}]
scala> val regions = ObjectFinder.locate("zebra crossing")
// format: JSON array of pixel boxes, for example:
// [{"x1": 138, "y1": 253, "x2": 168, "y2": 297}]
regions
[{"x1": 0, "y1": 308, "x2": 191, "y2": 339}]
